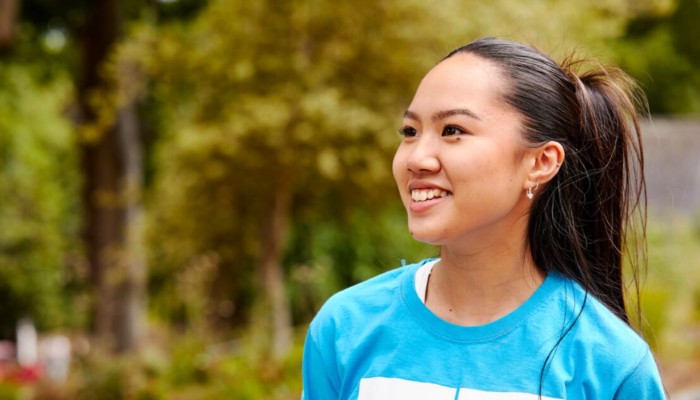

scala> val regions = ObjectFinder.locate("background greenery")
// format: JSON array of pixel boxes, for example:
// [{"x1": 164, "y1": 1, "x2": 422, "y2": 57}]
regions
[{"x1": 1, "y1": 0, "x2": 699, "y2": 398}]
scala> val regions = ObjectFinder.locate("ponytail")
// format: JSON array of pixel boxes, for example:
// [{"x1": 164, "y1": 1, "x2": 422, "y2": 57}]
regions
[{"x1": 531, "y1": 60, "x2": 648, "y2": 323}]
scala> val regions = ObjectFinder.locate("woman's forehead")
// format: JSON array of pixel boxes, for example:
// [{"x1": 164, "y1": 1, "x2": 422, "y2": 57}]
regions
[{"x1": 409, "y1": 53, "x2": 511, "y2": 118}]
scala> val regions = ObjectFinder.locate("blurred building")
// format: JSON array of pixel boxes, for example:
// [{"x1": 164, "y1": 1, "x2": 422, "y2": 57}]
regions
[{"x1": 644, "y1": 117, "x2": 700, "y2": 220}]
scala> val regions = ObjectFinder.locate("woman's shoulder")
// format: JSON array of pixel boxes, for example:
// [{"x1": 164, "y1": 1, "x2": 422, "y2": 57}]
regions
[
  {"x1": 308, "y1": 259, "x2": 429, "y2": 334},
  {"x1": 319, "y1": 261, "x2": 419, "y2": 313},
  {"x1": 550, "y1": 274, "x2": 654, "y2": 372},
  {"x1": 541, "y1": 274, "x2": 664, "y2": 396}
]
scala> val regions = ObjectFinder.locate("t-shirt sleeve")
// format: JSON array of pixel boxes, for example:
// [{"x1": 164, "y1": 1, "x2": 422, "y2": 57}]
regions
[
  {"x1": 302, "y1": 327, "x2": 339, "y2": 400},
  {"x1": 613, "y1": 348, "x2": 667, "y2": 399}
]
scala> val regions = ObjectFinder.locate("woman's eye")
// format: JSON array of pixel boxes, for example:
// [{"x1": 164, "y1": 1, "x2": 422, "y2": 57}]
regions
[
  {"x1": 442, "y1": 125, "x2": 464, "y2": 136},
  {"x1": 398, "y1": 127, "x2": 418, "y2": 137}
]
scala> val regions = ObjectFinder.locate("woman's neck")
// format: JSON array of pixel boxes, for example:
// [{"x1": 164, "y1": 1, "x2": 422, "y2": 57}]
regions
[{"x1": 425, "y1": 241, "x2": 545, "y2": 326}]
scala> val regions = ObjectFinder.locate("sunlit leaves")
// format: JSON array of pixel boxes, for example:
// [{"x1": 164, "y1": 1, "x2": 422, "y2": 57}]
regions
[
  {"x1": 0, "y1": 64, "x2": 80, "y2": 332},
  {"x1": 117, "y1": 0, "x2": 700, "y2": 329}
]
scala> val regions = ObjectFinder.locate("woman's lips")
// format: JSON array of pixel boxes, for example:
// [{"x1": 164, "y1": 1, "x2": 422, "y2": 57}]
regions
[{"x1": 408, "y1": 188, "x2": 451, "y2": 212}]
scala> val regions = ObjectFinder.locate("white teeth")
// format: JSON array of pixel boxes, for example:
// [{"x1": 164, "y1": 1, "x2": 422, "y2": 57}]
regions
[{"x1": 411, "y1": 189, "x2": 450, "y2": 202}]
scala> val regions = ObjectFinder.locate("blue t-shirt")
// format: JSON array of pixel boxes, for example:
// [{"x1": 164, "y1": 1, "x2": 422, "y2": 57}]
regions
[{"x1": 302, "y1": 259, "x2": 666, "y2": 399}]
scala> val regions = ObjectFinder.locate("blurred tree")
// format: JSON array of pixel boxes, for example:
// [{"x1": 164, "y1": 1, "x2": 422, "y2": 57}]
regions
[
  {"x1": 126, "y1": 0, "x2": 642, "y2": 358},
  {"x1": 8, "y1": 0, "x2": 207, "y2": 352},
  {"x1": 617, "y1": 0, "x2": 700, "y2": 114},
  {"x1": 0, "y1": 63, "x2": 79, "y2": 337},
  {"x1": 3, "y1": 0, "x2": 688, "y2": 360},
  {"x1": 0, "y1": 0, "x2": 83, "y2": 338},
  {"x1": 3, "y1": 0, "x2": 141, "y2": 351},
  {"x1": 72, "y1": 0, "x2": 205, "y2": 353},
  {"x1": 0, "y1": 0, "x2": 20, "y2": 52},
  {"x1": 75, "y1": 0, "x2": 139, "y2": 354},
  {"x1": 132, "y1": 0, "x2": 463, "y2": 358}
]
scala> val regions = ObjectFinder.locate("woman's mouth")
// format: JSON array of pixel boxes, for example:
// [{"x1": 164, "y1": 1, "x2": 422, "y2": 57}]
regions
[{"x1": 410, "y1": 188, "x2": 451, "y2": 202}]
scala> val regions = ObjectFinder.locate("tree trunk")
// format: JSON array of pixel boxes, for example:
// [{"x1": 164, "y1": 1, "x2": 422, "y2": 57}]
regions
[
  {"x1": 0, "y1": 0, "x2": 19, "y2": 52},
  {"x1": 78, "y1": 0, "x2": 145, "y2": 353},
  {"x1": 81, "y1": 124, "x2": 123, "y2": 346},
  {"x1": 113, "y1": 103, "x2": 146, "y2": 353},
  {"x1": 257, "y1": 174, "x2": 293, "y2": 359}
]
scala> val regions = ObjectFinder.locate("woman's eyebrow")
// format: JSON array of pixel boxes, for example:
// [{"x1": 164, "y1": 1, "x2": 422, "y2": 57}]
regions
[
  {"x1": 403, "y1": 110, "x2": 420, "y2": 121},
  {"x1": 432, "y1": 108, "x2": 481, "y2": 122},
  {"x1": 402, "y1": 108, "x2": 482, "y2": 122}
]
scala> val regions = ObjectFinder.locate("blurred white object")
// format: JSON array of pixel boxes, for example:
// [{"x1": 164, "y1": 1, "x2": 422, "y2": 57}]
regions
[
  {"x1": 16, "y1": 318, "x2": 37, "y2": 367},
  {"x1": 40, "y1": 335, "x2": 71, "y2": 383}
]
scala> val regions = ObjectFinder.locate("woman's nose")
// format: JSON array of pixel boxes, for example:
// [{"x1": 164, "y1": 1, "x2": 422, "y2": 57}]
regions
[{"x1": 406, "y1": 136, "x2": 441, "y2": 173}]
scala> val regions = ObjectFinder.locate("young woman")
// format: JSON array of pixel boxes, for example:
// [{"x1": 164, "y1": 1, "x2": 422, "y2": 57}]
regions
[{"x1": 301, "y1": 37, "x2": 666, "y2": 399}]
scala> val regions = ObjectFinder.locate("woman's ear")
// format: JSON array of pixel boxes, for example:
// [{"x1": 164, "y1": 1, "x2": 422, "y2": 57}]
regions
[{"x1": 522, "y1": 141, "x2": 565, "y2": 189}]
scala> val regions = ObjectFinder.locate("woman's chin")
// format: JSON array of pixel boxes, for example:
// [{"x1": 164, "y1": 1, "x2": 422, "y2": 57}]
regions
[{"x1": 408, "y1": 228, "x2": 443, "y2": 246}]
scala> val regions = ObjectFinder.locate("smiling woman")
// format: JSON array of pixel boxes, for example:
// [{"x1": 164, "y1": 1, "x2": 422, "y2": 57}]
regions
[
  {"x1": 301, "y1": 37, "x2": 666, "y2": 400},
  {"x1": 393, "y1": 52, "x2": 543, "y2": 251}
]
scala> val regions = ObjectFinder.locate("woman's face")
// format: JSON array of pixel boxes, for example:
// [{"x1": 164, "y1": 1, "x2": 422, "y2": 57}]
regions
[{"x1": 392, "y1": 53, "x2": 532, "y2": 248}]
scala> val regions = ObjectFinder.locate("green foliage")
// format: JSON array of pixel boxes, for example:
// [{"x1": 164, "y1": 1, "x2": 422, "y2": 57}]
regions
[
  {"x1": 0, "y1": 382, "x2": 23, "y2": 400},
  {"x1": 72, "y1": 353, "x2": 165, "y2": 400},
  {"x1": 0, "y1": 63, "x2": 81, "y2": 335},
  {"x1": 58, "y1": 328, "x2": 303, "y2": 400},
  {"x1": 616, "y1": 0, "x2": 700, "y2": 114},
  {"x1": 286, "y1": 206, "x2": 436, "y2": 321},
  {"x1": 1, "y1": 0, "x2": 698, "y2": 395},
  {"x1": 122, "y1": 0, "x2": 651, "y2": 333},
  {"x1": 133, "y1": 0, "x2": 457, "y2": 330},
  {"x1": 640, "y1": 219, "x2": 700, "y2": 358}
]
